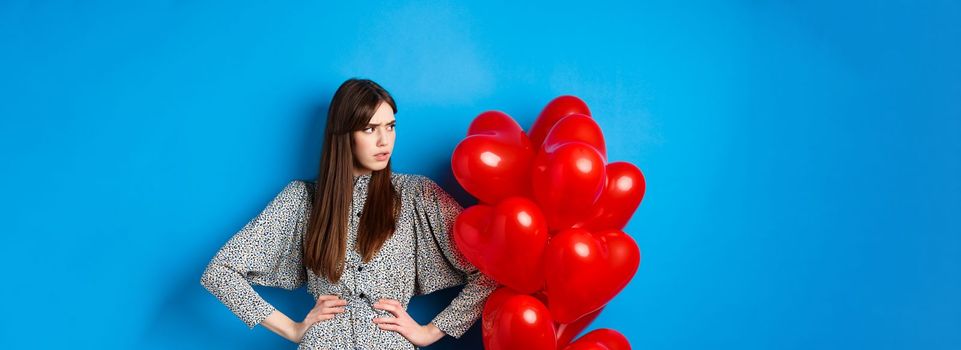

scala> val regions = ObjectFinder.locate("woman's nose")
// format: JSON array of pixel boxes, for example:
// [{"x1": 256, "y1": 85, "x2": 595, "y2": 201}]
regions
[{"x1": 376, "y1": 129, "x2": 388, "y2": 146}]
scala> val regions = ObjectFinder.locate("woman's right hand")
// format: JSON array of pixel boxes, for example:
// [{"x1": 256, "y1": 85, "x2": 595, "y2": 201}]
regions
[{"x1": 293, "y1": 295, "x2": 347, "y2": 343}]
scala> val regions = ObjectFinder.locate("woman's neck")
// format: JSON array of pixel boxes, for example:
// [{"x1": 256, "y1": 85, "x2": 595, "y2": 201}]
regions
[{"x1": 352, "y1": 167, "x2": 372, "y2": 178}]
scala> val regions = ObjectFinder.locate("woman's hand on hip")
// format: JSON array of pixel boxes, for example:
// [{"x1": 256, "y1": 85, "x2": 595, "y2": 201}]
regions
[
  {"x1": 294, "y1": 295, "x2": 347, "y2": 343},
  {"x1": 372, "y1": 299, "x2": 445, "y2": 347}
]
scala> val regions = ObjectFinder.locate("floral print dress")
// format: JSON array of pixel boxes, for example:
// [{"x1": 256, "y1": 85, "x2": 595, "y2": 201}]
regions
[{"x1": 200, "y1": 173, "x2": 497, "y2": 349}]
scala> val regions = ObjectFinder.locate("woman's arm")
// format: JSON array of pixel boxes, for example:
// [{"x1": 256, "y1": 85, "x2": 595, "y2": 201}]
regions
[
  {"x1": 261, "y1": 309, "x2": 305, "y2": 343},
  {"x1": 262, "y1": 295, "x2": 348, "y2": 343},
  {"x1": 410, "y1": 176, "x2": 499, "y2": 339},
  {"x1": 426, "y1": 264, "x2": 498, "y2": 338},
  {"x1": 371, "y1": 299, "x2": 447, "y2": 347},
  {"x1": 371, "y1": 176, "x2": 497, "y2": 346},
  {"x1": 199, "y1": 181, "x2": 311, "y2": 329},
  {"x1": 423, "y1": 323, "x2": 446, "y2": 343}
]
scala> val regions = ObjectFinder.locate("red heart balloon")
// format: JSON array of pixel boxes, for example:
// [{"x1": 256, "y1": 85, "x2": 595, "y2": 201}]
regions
[
  {"x1": 467, "y1": 110, "x2": 529, "y2": 143},
  {"x1": 580, "y1": 162, "x2": 646, "y2": 231},
  {"x1": 482, "y1": 287, "x2": 520, "y2": 322},
  {"x1": 483, "y1": 287, "x2": 550, "y2": 323},
  {"x1": 482, "y1": 287, "x2": 557, "y2": 350},
  {"x1": 542, "y1": 113, "x2": 607, "y2": 160},
  {"x1": 563, "y1": 329, "x2": 631, "y2": 350},
  {"x1": 529, "y1": 95, "x2": 592, "y2": 148},
  {"x1": 555, "y1": 306, "x2": 605, "y2": 348},
  {"x1": 531, "y1": 142, "x2": 607, "y2": 231},
  {"x1": 453, "y1": 197, "x2": 549, "y2": 293},
  {"x1": 452, "y1": 113, "x2": 534, "y2": 204},
  {"x1": 544, "y1": 228, "x2": 641, "y2": 323},
  {"x1": 451, "y1": 204, "x2": 494, "y2": 268}
]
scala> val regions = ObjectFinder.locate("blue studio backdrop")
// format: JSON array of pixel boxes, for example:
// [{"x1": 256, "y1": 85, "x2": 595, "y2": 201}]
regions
[{"x1": 1, "y1": 1, "x2": 958, "y2": 349}]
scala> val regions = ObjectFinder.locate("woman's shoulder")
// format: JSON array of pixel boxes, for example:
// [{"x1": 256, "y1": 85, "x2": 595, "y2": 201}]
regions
[
  {"x1": 390, "y1": 171, "x2": 425, "y2": 182},
  {"x1": 290, "y1": 173, "x2": 440, "y2": 196},
  {"x1": 282, "y1": 179, "x2": 313, "y2": 200},
  {"x1": 284, "y1": 172, "x2": 434, "y2": 193},
  {"x1": 286, "y1": 179, "x2": 311, "y2": 188},
  {"x1": 389, "y1": 172, "x2": 437, "y2": 190}
]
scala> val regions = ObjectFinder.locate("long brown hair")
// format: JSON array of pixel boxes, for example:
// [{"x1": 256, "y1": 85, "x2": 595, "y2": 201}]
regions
[{"x1": 304, "y1": 78, "x2": 399, "y2": 283}]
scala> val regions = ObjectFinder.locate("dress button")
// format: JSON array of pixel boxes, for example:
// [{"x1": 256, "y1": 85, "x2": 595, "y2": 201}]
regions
[
  {"x1": 356, "y1": 212, "x2": 362, "y2": 217},
  {"x1": 357, "y1": 265, "x2": 364, "y2": 272},
  {"x1": 359, "y1": 292, "x2": 366, "y2": 299}
]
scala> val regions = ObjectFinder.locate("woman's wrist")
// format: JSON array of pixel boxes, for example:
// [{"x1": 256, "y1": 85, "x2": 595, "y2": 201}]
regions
[
  {"x1": 261, "y1": 310, "x2": 307, "y2": 343},
  {"x1": 288, "y1": 321, "x2": 308, "y2": 343},
  {"x1": 425, "y1": 322, "x2": 446, "y2": 344}
]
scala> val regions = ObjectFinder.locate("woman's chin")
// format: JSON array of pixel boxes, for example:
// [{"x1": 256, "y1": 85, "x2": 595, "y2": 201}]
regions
[{"x1": 366, "y1": 161, "x2": 390, "y2": 171}]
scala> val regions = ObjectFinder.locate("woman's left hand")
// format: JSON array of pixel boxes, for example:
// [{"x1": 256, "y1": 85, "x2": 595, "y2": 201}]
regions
[{"x1": 372, "y1": 299, "x2": 445, "y2": 347}]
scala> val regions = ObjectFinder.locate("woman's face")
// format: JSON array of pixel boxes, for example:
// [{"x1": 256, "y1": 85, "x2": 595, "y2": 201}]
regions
[{"x1": 351, "y1": 101, "x2": 396, "y2": 175}]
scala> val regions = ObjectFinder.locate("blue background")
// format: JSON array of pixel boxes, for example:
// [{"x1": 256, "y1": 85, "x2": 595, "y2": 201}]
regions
[{"x1": 1, "y1": 1, "x2": 958, "y2": 349}]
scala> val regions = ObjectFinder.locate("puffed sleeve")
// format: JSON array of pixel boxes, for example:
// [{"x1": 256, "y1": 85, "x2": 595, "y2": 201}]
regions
[
  {"x1": 412, "y1": 176, "x2": 499, "y2": 339},
  {"x1": 200, "y1": 180, "x2": 309, "y2": 329}
]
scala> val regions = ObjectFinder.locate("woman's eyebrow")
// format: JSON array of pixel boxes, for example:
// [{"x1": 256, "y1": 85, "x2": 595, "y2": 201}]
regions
[{"x1": 365, "y1": 120, "x2": 397, "y2": 127}]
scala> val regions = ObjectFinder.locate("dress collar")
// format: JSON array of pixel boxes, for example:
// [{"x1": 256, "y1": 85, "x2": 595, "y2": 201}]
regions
[{"x1": 352, "y1": 173, "x2": 372, "y2": 188}]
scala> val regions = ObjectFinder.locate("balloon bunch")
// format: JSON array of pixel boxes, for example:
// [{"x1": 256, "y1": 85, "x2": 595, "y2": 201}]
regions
[{"x1": 450, "y1": 96, "x2": 646, "y2": 350}]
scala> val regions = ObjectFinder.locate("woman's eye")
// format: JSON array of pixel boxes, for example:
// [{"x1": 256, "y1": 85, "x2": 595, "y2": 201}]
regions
[
  {"x1": 363, "y1": 127, "x2": 375, "y2": 133},
  {"x1": 387, "y1": 124, "x2": 395, "y2": 131}
]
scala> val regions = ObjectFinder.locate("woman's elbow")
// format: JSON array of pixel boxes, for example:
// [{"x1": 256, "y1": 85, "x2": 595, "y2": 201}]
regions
[{"x1": 199, "y1": 262, "x2": 223, "y2": 292}]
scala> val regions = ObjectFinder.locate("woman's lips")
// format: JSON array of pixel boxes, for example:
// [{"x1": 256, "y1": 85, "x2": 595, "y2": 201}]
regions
[{"x1": 374, "y1": 152, "x2": 390, "y2": 161}]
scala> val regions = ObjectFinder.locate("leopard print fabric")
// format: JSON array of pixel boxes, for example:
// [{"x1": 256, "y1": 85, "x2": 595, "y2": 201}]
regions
[{"x1": 200, "y1": 173, "x2": 497, "y2": 349}]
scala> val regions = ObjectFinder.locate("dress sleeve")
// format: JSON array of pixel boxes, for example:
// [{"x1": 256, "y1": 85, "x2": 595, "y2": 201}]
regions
[
  {"x1": 412, "y1": 176, "x2": 499, "y2": 339},
  {"x1": 200, "y1": 180, "x2": 309, "y2": 329}
]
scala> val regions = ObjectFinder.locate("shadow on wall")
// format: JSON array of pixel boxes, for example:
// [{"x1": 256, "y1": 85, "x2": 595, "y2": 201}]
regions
[{"x1": 295, "y1": 99, "x2": 331, "y2": 179}]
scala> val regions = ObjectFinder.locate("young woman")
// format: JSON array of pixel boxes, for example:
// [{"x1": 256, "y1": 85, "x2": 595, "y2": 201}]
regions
[{"x1": 200, "y1": 78, "x2": 497, "y2": 349}]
